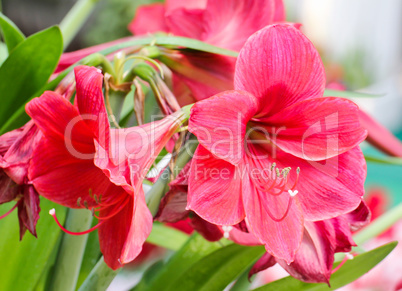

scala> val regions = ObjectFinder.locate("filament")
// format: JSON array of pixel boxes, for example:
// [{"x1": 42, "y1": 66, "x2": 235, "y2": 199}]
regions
[
  {"x1": 49, "y1": 208, "x2": 104, "y2": 236},
  {"x1": 0, "y1": 203, "x2": 18, "y2": 220}
]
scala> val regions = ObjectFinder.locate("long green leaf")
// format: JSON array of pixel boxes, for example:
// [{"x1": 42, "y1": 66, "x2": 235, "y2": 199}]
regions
[
  {"x1": 98, "y1": 35, "x2": 238, "y2": 58},
  {"x1": 167, "y1": 244, "x2": 266, "y2": 291},
  {"x1": 145, "y1": 222, "x2": 189, "y2": 251},
  {"x1": 0, "y1": 26, "x2": 62, "y2": 132},
  {"x1": 0, "y1": 12, "x2": 25, "y2": 52},
  {"x1": 323, "y1": 89, "x2": 382, "y2": 98},
  {"x1": 364, "y1": 155, "x2": 402, "y2": 166},
  {"x1": 252, "y1": 242, "x2": 397, "y2": 291},
  {"x1": 135, "y1": 234, "x2": 222, "y2": 291},
  {"x1": 0, "y1": 198, "x2": 67, "y2": 291}
]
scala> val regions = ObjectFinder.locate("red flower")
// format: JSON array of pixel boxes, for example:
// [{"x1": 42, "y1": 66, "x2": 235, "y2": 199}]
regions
[
  {"x1": 187, "y1": 24, "x2": 367, "y2": 263},
  {"x1": 26, "y1": 65, "x2": 183, "y2": 269},
  {"x1": 0, "y1": 121, "x2": 41, "y2": 239}
]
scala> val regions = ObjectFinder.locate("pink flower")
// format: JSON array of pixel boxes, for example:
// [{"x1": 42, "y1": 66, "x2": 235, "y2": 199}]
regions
[
  {"x1": 129, "y1": 0, "x2": 286, "y2": 103},
  {"x1": 187, "y1": 24, "x2": 367, "y2": 263},
  {"x1": 0, "y1": 121, "x2": 41, "y2": 238},
  {"x1": 26, "y1": 65, "x2": 184, "y2": 269}
]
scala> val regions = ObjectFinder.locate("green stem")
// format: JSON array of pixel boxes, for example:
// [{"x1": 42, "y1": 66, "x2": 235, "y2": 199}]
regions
[
  {"x1": 146, "y1": 136, "x2": 199, "y2": 216},
  {"x1": 353, "y1": 203, "x2": 402, "y2": 245},
  {"x1": 49, "y1": 208, "x2": 93, "y2": 291},
  {"x1": 59, "y1": 0, "x2": 100, "y2": 49},
  {"x1": 78, "y1": 257, "x2": 119, "y2": 291}
]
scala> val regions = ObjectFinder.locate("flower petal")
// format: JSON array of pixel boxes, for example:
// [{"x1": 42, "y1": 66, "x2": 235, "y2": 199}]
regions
[
  {"x1": 128, "y1": 4, "x2": 168, "y2": 35},
  {"x1": 249, "y1": 253, "x2": 277, "y2": 279},
  {"x1": 17, "y1": 186, "x2": 40, "y2": 239},
  {"x1": 258, "y1": 97, "x2": 367, "y2": 161},
  {"x1": 187, "y1": 145, "x2": 245, "y2": 225},
  {"x1": 74, "y1": 65, "x2": 110, "y2": 148},
  {"x1": 359, "y1": 109, "x2": 402, "y2": 157},
  {"x1": 26, "y1": 91, "x2": 95, "y2": 155},
  {"x1": 242, "y1": 164, "x2": 304, "y2": 264},
  {"x1": 189, "y1": 90, "x2": 259, "y2": 165},
  {"x1": 120, "y1": 191, "x2": 153, "y2": 265},
  {"x1": 203, "y1": 0, "x2": 277, "y2": 50},
  {"x1": 165, "y1": 8, "x2": 204, "y2": 39},
  {"x1": 235, "y1": 24, "x2": 325, "y2": 116},
  {"x1": 277, "y1": 220, "x2": 334, "y2": 284},
  {"x1": 275, "y1": 146, "x2": 366, "y2": 221},
  {"x1": 98, "y1": 197, "x2": 132, "y2": 270},
  {"x1": 0, "y1": 170, "x2": 18, "y2": 204}
]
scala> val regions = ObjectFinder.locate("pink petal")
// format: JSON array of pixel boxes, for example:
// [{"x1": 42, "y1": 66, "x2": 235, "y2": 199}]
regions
[
  {"x1": 188, "y1": 90, "x2": 259, "y2": 165},
  {"x1": 165, "y1": 0, "x2": 207, "y2": 11},
  {"x1": 187, "y1": 145, "x2": 245, "y2": 225},
  {"x1": 128, "y1": 4, "x2": 168, "y2": 35},
  {"x1": 249, "y1": 253, "x2": 277, "y2": 279},
  {"x1": 242, "y1": 162, "x2": 304, "y2": 264},
  {"x1": 258, "y1": 97, "x2": 367, "y2": 161},
  {"x1": 277, "y1": 220, "x2": 334, "y2": 283},
  {"x1": 203, "y1": 0, "x2": 277, "y2": 50},
  {"x1": 120, "y1": 191, "x2": 153, "y2": 265},
  {"x1": 273, "y1": 0, "x2": 286, "y2": 22},
  {"x1": 343, "y1": 200, "x2": 371, "y2": 231},
  {"x1": 165, "y1": 8, "x2": 204, "y2": 39},
  {"x1": 99, "y1": 197, "x2": 133, "y2": 270},
  {"x1": 359, "y1": 109, "x2": 402, "y2": 157},
  {"x1": 74, "y1": 65, "x2": 110, "y2": 148},
  {"x1": 166, "y1": 51, "x2": 236, "y2": 103},
  {"x1": 227, "y1": 225, "x2": 262, "y2": 246},
  {"x1": 276, "y1": 146, "x2": 366, "y2": 221},
  {"x1": 235, "y1": 24, "x2": 325, "y2": 116}
]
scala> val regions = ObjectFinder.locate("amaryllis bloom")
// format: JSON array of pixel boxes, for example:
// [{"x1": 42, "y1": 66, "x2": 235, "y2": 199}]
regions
[
  {"x1": 129, "y1": 0, "x2": 286, "y2": 103},
  {"x1": 0, "y1": 121, "x2": 41, "y2": 238},
  {"x1": 26, "y1": 65, "x2": 184, "y2": 269},
  {"x1": 187, "y1": 24, "x2": 367, "y2": 263}
]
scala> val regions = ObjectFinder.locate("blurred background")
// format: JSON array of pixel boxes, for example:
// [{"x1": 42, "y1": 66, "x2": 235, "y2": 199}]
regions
[{"x1": 1, "y1": 0, "x2": 401, "y2": 289}]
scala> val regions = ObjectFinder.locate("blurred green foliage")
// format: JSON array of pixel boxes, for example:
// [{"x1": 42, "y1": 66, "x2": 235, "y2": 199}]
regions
[{"x1": 84, "y1": 0, "x2": 163, "y2": 46}]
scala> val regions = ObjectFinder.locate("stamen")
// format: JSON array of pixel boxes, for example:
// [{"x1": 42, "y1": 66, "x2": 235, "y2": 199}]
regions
[
  {"x1": 49, "y1": 208, "x2": 104, "y2": 236},
  {"x1": 288, "y1": 190, "x2": 298, "y2": 197},
  {"x1": 93, "y1": 198, "x2": 130, "y2": 220},
  {"x1": 0, "y1": 203, "x2": 18, "y2": 220},
  {"x1": 332, "y1": 253, "x2": 354, "y2": 273}
]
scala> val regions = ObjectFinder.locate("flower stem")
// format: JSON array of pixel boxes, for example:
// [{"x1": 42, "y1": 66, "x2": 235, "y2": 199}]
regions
[
  {"x1": 78, "y1": 257, "x2": 119, "y2": 291},
  {"x1": 353, "y1": 203, "x2": 402, "y2": 246},
  {"x1": 49, "y1": 208, "x2": 93, "y2": 291},
  {"x1": 59, "y1": 0, "x2": 100, "y2": 49}
]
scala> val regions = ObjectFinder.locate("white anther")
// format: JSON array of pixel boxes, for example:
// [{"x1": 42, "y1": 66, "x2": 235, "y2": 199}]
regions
[{"x1": 288, "y1": 190, "x2": 298, "y2": 197}]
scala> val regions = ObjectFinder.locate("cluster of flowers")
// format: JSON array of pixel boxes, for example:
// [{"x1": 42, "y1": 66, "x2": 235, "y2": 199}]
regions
[{"x1": 0, "y1": 0, "x2": 373, "y2": 284}]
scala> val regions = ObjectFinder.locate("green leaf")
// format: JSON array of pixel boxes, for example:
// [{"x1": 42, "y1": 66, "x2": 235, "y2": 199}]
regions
[
  {"x1": 0, "y1": 198, "x2": 67, "y2": 291},
  {"x1": 98, "y1": 35, "x2": 238, "y2": 58},
  {"x1": 364, "y1": 155, "x2": 402, "y2": 166},
  {"x1": 145, "y1": 222, "x2": 189, "y2": 251},
  {"x1": 135, "y1": 234, "x2": 222, "y2": 291},
  {"x1": 252, "y1": 241, "x2": 397, "y2": 291},
  {"x1": 323, "y1": 89, "x2": 382, "y2": 98},
  {"x1": 0, "y1": 26, "x2": 62, "y2": 133},
  {"x1": 0, "y1": 12, "x2": 26, "y2": 52},
  {"x1": 166, "y1": 244, "x2": 266, "y2": 291}
]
